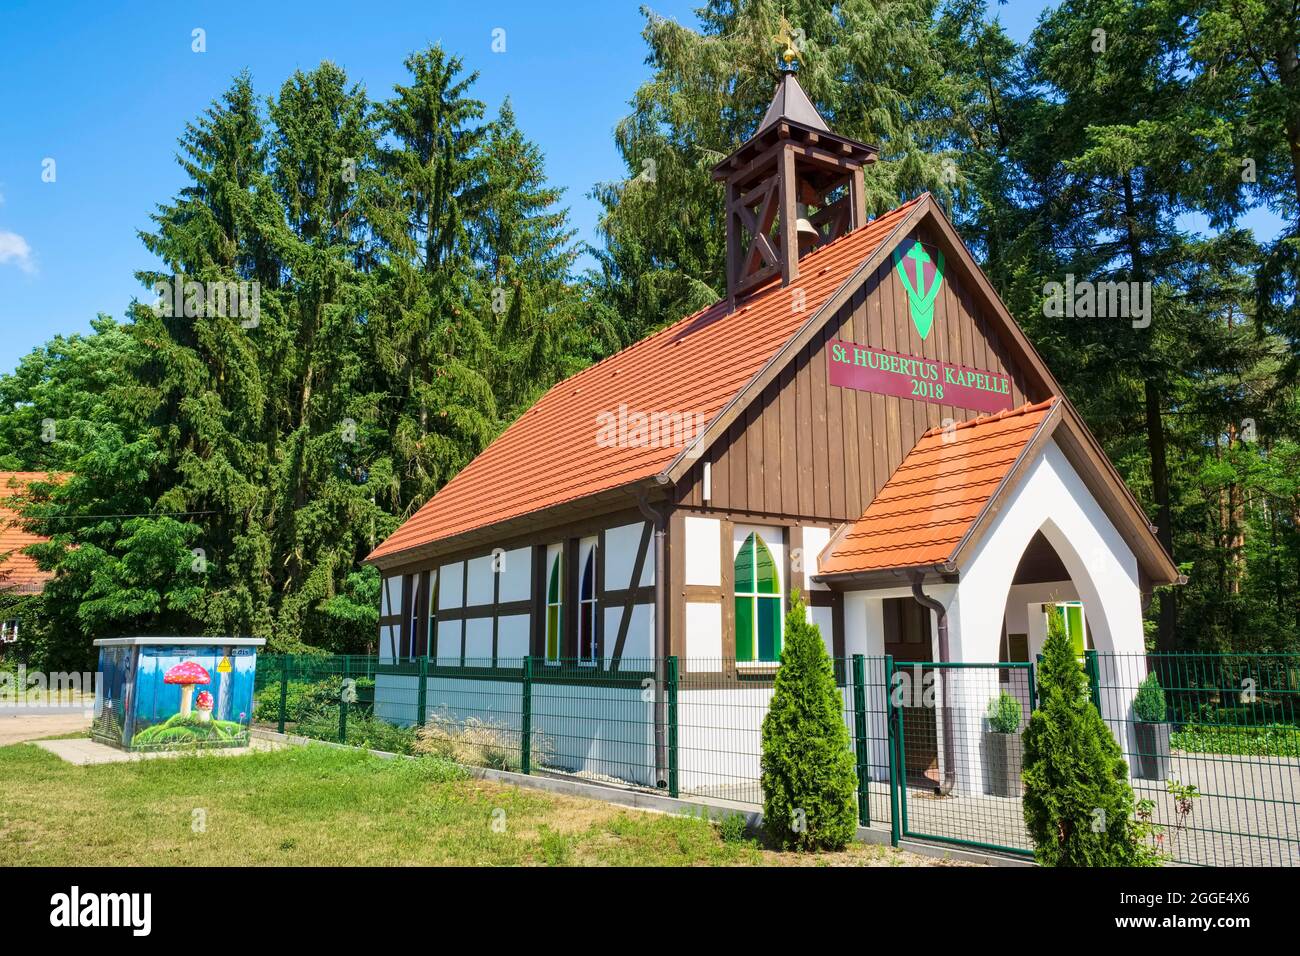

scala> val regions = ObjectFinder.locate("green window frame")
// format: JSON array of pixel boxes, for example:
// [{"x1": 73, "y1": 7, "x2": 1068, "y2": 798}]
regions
[
  {"x1": 545, "y1": 545, "x2": 562, "y2": 664},
  {"x1": 734, "y1": 531, "x2": 782, "y2": 663},
  {"x1": 1045, "y1": 602, "x2": 1087, "y2": 658}
]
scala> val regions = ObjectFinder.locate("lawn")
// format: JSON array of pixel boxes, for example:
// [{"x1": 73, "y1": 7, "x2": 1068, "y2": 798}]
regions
[{"x1": 0, "y1": 741, "x2": 966, "y2": 866}]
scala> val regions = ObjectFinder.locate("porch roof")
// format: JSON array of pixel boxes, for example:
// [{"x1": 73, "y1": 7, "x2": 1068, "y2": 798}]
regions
[
  {"x1": 817, "y1": 399, "x2": 1060, "y2": 577},
  {"x1": 816, "y1": 397, "x2": 1180, "y2": 587}
]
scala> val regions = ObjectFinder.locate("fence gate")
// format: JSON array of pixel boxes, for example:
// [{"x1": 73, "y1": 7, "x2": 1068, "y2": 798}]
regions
[{"x1": 888, "y1": 659, "x2": 1035, "y2": 856}]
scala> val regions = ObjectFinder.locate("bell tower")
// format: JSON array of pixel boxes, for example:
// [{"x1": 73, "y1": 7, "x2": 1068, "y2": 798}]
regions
[{"x1": 713, "y1": 24, "x2": 878, "y2": 302}]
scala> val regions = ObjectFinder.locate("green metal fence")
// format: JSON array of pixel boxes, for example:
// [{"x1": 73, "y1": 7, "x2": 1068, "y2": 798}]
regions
[
  {"x1": 254, "y1": 653, "x2": 892, "y2": 828},
  {"x1": 252, "y1": 650, "x2": 1300, "y2": 865},
  {"x1": 1093, "y1": 651, "x2": 1300, "y2": 866},
  {"x1": 892, "y1": 660, "x2": 1036, "y2": 857}
]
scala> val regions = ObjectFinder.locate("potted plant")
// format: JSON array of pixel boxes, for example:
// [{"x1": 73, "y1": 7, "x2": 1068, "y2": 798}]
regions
[
  {"x1": 985, "y1": 691, "x2": 1024, "y2": 797},
  {"x1": 1132, "y1": 672, "x2": 1171, "y2": 780}
]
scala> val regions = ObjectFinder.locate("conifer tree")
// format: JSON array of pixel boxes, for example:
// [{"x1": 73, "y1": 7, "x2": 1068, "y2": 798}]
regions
[
  {"x1": 760, "y1": 591, "x2": 858, "y2": 851},
  {"x1": 1022, "y1": 610, "x2": 1148, "y2": 866}
]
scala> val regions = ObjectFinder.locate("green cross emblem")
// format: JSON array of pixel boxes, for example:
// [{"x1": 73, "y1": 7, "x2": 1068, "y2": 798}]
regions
[{"x1": 893, "y1": 240, "x2": 945, "y2": 340}]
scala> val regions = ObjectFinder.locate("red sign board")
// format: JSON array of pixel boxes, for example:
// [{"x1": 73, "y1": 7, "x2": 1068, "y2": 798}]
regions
[{"x1": 827, "y1": 340, "x2": 1013, "y2": 414}]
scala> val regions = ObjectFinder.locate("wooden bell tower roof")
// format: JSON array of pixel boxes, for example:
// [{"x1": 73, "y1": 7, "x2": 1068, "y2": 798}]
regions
[{"x1": 713, "y1": 72, "x2": 878, "y2": 302}]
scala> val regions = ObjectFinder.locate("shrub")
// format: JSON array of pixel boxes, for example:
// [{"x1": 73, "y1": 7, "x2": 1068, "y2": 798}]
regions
[
  {"x1": 414, "y1": 711, "x2": 552, "y2": 772},
  {"x1": 1133, "y1": 672, "x2": 1167, "y2": 723},
  {"x1": 987, "y1": 691, "x2": 1023, "y2": 734},
  {"x1": 1022, "y1": 610, "x2": 1152, "y2": 866},
  {"x1": 294, "y1": 706, "x2": 416, "y2": 755},
  {"x1": 760, "y1": 590, "x2": 858, "y2": 851}
]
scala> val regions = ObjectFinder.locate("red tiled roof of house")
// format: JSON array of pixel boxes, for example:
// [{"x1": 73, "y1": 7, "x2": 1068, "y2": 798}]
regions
[
  {"x1": 818, "y1": 399, "x2": 1059, "y2": 576},
  {"x1": 368, "y1": 196, "x2": 926, "y2": 563},
  {"x1": 0, "y1": 472, "x2": 65, "y2": 595}
]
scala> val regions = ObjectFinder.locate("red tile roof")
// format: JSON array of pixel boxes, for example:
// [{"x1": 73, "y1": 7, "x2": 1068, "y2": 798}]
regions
[
  {"x1": 818, "y1": 399, "x2": 1059, "y2": 576},
  {"x1": 0, "y1": 472, "x2": 65, "y2": 595},
  {"x1": 368, "y1": 196, "x2": 925, "y2": 563}
]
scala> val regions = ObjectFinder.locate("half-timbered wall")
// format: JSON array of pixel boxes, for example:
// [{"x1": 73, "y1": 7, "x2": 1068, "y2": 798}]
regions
[{"x1": 376, "y1": 510, "x2": 656, "y2": 671}]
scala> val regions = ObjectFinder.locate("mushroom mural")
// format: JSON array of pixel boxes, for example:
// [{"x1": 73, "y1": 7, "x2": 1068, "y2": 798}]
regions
[
  {"x1": 195, "y1": 690, "x2": 214, "y2": 723},
  {"x1": 163, "y1": 660, "x2": 210, "y2": 718}
]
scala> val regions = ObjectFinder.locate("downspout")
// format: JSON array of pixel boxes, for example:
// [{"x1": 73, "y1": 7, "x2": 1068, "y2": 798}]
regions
[
  {"x1": 910, "y1": 573, "x2": 957, "y2": 796},
  {"x1": 638, "y1": 489, "x2": 669, "y2": 789}
]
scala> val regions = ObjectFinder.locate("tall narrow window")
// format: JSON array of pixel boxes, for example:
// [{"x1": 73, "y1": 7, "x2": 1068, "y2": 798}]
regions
[
  {"x1": 578, "y1": 537, "x2": 598, "y2": 665},
  {"x1": 545, "y1": 544, "x2": 563, "y2": 664},
  {"x1": 1046, "y1": 602, "x2": 1088, "y2": 658},
  {"x1": 734, "y1": 531, "x2": 782, "y2": 663}
]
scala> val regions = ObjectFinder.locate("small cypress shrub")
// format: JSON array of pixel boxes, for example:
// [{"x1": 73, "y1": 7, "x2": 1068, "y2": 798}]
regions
[
  {"x1": 760, "y1": 590, "x2": 858, "y2": 850},
  {"x1": 1133, "y1": 672, "x2": 1167, "y2": 722},
  {"x1": 987, "y1": 691, "x2": 1023, "y2": 734},
  {"x1": 1022, "y1": 610, "x2": 1151, "y2": 866}
]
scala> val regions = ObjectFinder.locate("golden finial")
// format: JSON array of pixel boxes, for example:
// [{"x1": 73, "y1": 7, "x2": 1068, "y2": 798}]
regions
[{"x1": 774, "y1": 15, "x2": 800, "y2": 72}]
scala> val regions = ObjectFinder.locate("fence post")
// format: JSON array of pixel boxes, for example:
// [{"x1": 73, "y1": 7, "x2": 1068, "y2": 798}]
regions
[
  {"x1": 1084, "y1": 649, "x2": 1101, "y2": 713},
  {"x1": 520, "y1": 656, "x2": 533, "y2": 775},
  {"x1": 851, "y1": 654, "x2": 871, "y2": 827},
  {"x1": 416, "y1": 655, "x2": 428, "y2": 728},
  {"x1": 667, "y1": 656, "x2": 679, "y2": 798},
  {"x1": 884, "y1": 654, "x2": 900, "y2": 847},
  {"x1": 277, "y1": 656, "x2": 289, "y2": 734}
]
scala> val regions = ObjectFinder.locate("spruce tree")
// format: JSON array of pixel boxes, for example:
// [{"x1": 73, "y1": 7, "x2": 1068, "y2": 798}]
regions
[
  {"x1": 760, "y1": 591, "x2": 857, "y2": 851},
  {"x1": 1022, "y1": 610, "x2": 1149, "y2": 866}
]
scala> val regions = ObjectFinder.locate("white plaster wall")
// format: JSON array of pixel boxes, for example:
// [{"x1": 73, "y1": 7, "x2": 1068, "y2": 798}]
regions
[
  {"x1": 684, "y1": 516, "x2": 721, "y2": 585},
  {"x1": 464, "y1": 617, "x2": 493, "y2": 664},
  {"x1": 686, "y1": 601, "x2": 723, "y2": 671},
  {"x1": 464, "y1": 555, "x2": 493, "y2": 606},
  {"x1": 808, "y1": 605, "x2": 834, "y2": 657},
  {"x1": 603, "y1": 603, "x2": 654, "y2": 665},
  {"x1": 802, "y1": 525, "x2": 831, "y2": 591},
  {"x1": 606, "y1": 521, "x2": 652, "y2": 589},
  {"x1": 378, "y1": 624, "x2": 398, "y2": 664},
  {"x1": 496, "y1": 613, "x2": 530, "y2": 663},
  {"x1": 497, "y1": 547, "x2": 531, "y2": 602},
  {"x1": 439, "y1": 561, "x2": 464, "y2": 609},
  {"x1": 381, "y1": 576, "x2": 402, "y2": 618},
  {"x1": 436, "y1": 620, "x2": 462, "y2": 665}
]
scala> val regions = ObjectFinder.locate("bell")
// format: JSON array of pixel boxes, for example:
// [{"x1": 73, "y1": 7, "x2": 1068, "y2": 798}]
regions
[{"x1": 796, "y1": 216, "x2": 821, "y2": 253}]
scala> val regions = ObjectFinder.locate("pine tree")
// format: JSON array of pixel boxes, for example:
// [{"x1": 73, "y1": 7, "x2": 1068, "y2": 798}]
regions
[
  {"x1": 1022, "y1": 610, "x2": 1149, "y2": 866},
  {"x1": 760, "y1": 591, "x2": 858, "y2": 850}
]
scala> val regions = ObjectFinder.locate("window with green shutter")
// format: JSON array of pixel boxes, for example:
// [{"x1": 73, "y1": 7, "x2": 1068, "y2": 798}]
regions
[{"x1": 734, "y1": 531, "x2": 782, "y2": 663}]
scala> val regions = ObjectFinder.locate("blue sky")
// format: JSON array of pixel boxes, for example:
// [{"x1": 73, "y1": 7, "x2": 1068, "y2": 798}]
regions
[{"x1": 0, "y1": 1, "x2": 1282, "y2": 375}]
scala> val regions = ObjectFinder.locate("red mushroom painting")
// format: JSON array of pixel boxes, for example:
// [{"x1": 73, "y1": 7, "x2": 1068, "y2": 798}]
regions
[
  {"x1": 195, "y1": 690, "x2": 214, "y2": 723},
  {"x1": 163, "y1": 660, "x2": 210, "y2": 717}
]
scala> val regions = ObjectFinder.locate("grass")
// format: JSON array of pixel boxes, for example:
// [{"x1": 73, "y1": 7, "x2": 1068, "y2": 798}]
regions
[{"x1": 0, "y1": 741, "x2": 964, "y2": 866}]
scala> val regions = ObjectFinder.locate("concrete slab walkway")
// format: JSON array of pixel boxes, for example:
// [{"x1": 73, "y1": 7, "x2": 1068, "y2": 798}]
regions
[{"x1": 33, "y1": 735, "x2": 281, "y2": 765}]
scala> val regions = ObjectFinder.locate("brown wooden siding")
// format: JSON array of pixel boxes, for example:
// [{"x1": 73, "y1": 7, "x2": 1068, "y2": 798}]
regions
[{"x1": 675, "y1": 223, "x2": 1043, "y2": 522}]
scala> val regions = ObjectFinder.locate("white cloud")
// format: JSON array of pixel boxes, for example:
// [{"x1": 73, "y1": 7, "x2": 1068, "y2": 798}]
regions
[{"x1": 0, "y1": 229, "x2": 35, "y2": 273}]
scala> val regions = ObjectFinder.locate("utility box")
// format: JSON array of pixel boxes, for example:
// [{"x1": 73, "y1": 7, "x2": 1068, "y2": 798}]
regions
[{"x1": 91, "y1": 637, "x2": 266, "y2": 751}]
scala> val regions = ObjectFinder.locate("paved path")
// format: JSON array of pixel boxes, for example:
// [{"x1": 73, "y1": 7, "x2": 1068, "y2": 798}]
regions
[{"x1": 0, "y1": 712, "x2": 92, "y2": 746}]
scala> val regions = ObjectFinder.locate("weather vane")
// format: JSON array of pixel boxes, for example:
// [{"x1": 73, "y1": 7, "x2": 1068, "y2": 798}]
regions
[{"x1": 774, "y1": 15, "x2": 801, "y2": 73}]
